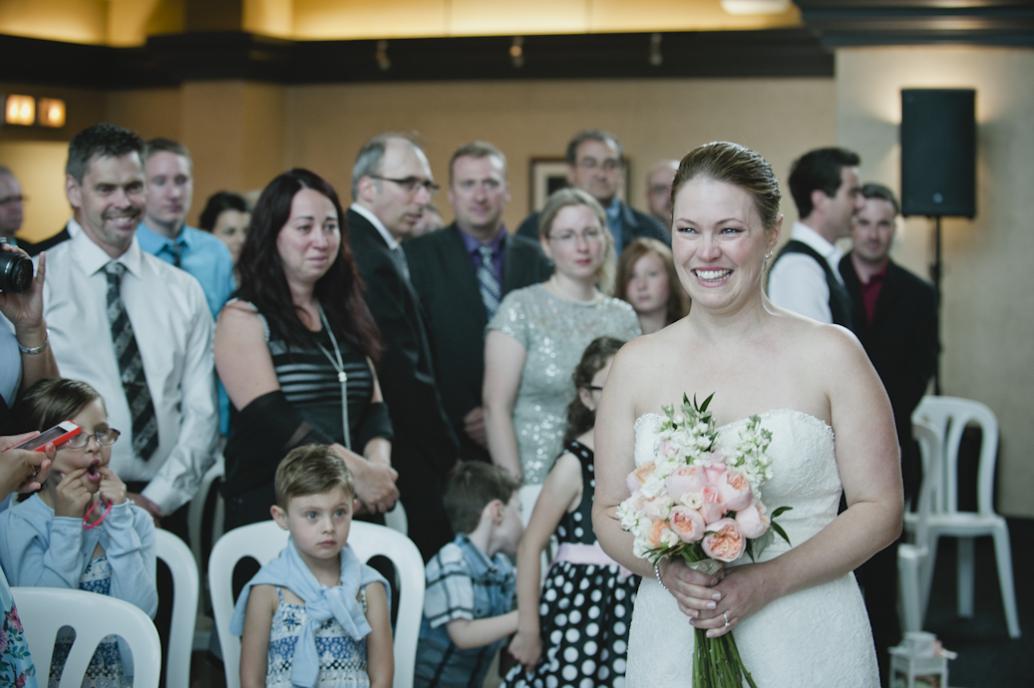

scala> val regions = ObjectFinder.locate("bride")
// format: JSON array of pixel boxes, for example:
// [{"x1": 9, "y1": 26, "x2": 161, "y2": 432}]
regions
[{"x1": 592, "y1": 141, "x2": 902, "y2": 687}]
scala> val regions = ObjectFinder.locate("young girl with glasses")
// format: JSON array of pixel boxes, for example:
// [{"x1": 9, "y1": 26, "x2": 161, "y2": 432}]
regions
[{"x1": 1, "y1": 378, "x2": 157, "y2": 687}]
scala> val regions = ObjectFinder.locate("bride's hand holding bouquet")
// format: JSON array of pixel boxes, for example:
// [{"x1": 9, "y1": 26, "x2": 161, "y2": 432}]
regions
[{"x1": 617, "y1": 393, "x2": 790, "y2": 688}]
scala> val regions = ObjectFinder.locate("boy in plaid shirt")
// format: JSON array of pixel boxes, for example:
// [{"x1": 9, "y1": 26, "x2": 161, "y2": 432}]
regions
[{"x1": 415, "y1": 462, "x2": 523, "y2": 687}]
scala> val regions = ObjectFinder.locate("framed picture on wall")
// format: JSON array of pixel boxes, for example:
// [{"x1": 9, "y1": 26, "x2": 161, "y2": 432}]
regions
[{"x1": 529, "y1": 157, "x2": 570, "y2": 213}]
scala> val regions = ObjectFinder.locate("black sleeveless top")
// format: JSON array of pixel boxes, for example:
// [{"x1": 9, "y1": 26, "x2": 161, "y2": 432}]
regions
[
  {"x1": 774, "y1": 239, "x2": 855, "y2": 330},
  {"x1": 555, "y1": 440, "x2": 598, "y2": 546}
]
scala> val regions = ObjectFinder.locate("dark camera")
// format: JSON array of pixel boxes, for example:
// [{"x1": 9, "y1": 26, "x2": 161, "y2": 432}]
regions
[{"x1": 0, "y1": 251, "x2": 33, "y2": 292}]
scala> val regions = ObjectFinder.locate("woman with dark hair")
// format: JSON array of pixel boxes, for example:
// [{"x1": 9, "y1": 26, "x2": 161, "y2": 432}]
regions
[
  {"x1": 198, "y1": 191, "x2": 250, "y2": 265},
  {"x1": 215, "y1": 168, "x2": 398, "y2": 529}
]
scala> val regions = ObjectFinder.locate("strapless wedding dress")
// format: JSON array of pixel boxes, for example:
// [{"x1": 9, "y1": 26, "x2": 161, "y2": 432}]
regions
[{"x1": 626, "y1": 410, "x2": 879, "y2": 688}]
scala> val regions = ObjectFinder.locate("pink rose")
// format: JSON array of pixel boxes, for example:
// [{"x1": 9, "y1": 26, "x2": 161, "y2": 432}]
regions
[
  {"x1": 669, "y1": 506, "x2": 707, "y2": 543},
  {"x1": 718, "y1": 470, "x2": 753, "y2": 512},
  {"x1": 702, "y1": 518, "x2": 746, "y2": 562},
  {"x1": 626, "y1": 462, "x2": 656, "y2": 494},
  {"x1": 666, "y1": 465, "x2": 706, "y2": 499},
  {"x1": 700, "y1": 485, "x2": 725, "y2": 524},
  {"x1": 702, "y1": 461, "x2": 727, "y2": 486},
  {"x1": 736, "y1": 501, "x2": 770, "y2": 539},
  {"x1": 642, "y1": 495, "x2": 673, "y2": 520},
  {"x1": 647, "y1": 519, "x2": 678, "y2": 549}
]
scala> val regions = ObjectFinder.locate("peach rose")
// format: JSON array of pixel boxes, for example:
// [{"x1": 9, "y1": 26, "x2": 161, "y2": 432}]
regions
[
  {"x1": 700, "y1": 485, "x2": 725, "y2": 524},
  {"x1": 736, "y1": 501, "x2": 770, "y2": 539},
  {"x1": 718, "y1": 470, "x2": 753, "y2": 512},
  {"x1": 669, "y1": 506, "x2": 707, "y2": 543},
  {"x1": 647, "y1": 519, "x2": 679, "y2": 549},
  {"x1": 666, "y1": 465, "x2": 706, "y2": 499},
  {"x1": 626, "y1": 462, "x2": 656, "y2": 494},
  {"x1": 702, "y1": 518, "x2": 746, "y2": 562}
]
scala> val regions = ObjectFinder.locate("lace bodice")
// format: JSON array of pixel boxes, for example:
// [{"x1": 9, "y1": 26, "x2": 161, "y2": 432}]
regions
[{"x1": 626, "y1": 409, "x2": 878, "y2": 687}]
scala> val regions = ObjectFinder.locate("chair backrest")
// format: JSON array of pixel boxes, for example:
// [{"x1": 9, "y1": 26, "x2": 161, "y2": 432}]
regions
[
  {"x1": 187, "y1": 456, "x2": 225, "y2": 569},
  {"x1": 913, "y1": 395, "x2": 999, "y2": 515},
  {"x1": 12, "y1": 586, "x2": 162, "y2": 688},
  {"x1": 209, "y1": 521, "x2": 289, "y2": 688},
  {"x1": 348, "y1": 521, "x2": 426, "y2": 688},
  {"x1": 911, "y1": 418, "x2": 943, "y2": 547},
  {"x1": 155, "y1": 529, "x2": 199, "y2": 688},
  {"x1": 209, "y1": 520, "x2": 424, "y2": 688}
]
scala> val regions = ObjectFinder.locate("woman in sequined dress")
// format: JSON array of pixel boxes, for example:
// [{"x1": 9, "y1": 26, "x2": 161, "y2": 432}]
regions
[{"x1": 483, "y1": 188, "x2": 640, "y2": 485}]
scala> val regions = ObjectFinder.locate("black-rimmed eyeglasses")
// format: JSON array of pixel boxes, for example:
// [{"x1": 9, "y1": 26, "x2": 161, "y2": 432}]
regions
[{"x1": 369, "y1": 175, "x2": 440, "y2": 194}]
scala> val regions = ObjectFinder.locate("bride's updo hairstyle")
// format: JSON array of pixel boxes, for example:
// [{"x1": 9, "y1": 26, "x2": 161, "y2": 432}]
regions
[{"x1": 671, "y1": 141, "x2": 782, "y2": 231}]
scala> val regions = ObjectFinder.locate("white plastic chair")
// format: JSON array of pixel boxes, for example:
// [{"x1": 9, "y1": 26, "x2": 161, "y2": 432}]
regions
[
  {"x1": 12, "y1": 587, "x2": 162, "y2": 688},
  {"x1": 383, "y1": 501, "x2": 408, "y2": 535},
  {"x1": 155, "y1": 530, "x2": 199, "y2": 688},
  {"x1": 909, "y1": 396, "x2": 1021, "y2": 638},
  {"x1": 897, "y1": 418, "x2": 940, "y2": 633},
  {"x1": 188, "y1": 455, "x2": 225, "y2": 567},
  {"x1": 209, "y1": 520, "x2": 424, "y2": 688}
]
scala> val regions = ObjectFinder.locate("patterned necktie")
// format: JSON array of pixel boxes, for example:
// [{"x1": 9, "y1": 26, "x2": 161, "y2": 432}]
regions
[
  {"x1": 104, "y1": 262, "x2": 159, "y2": 461},
  {"x1": 167, "y1": 239, "x2": 183, "y2": 268},
  {"x1": 477, "y1": 245, "x2": 501, "y2": 318},
  {"x1": 390, "y1": 245, "x2": 410, "y2": 281}
]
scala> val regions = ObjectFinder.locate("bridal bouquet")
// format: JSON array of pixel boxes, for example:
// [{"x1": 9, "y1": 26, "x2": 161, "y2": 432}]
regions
[{"x1": 617, "y1": 393, "x2": 790, "y2": 688}]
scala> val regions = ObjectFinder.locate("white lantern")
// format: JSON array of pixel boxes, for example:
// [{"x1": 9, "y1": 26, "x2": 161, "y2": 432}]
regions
[{"x1": 889, "y1": 631, "x2": 955, "y2": 688}]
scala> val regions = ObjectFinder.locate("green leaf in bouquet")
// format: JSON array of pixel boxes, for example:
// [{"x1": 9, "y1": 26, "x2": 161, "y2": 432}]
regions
[
  {"x1": 770, "y1": 520, "x2": 792, "y2": 546},
  {"x1": 699, "y1": 391, "x2": 714, "y2": 413},
  {"x1": 770, "y1": 505, "x2": 793, "y2": 518}
]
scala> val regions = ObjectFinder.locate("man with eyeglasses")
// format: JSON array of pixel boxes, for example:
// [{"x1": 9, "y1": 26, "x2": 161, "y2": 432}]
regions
[
  {"x1": 404, "y1": 141, "x2": 551, "y2": 465},
  {"x1": 0, "y1": 166, "x2": 32, "y2": 252},
  {"x1": 516, "y1": 129, "x2": 668, "y2": 254},
  {"x1": 347, "y1": 132, "x2": 460, "y2": 560},
  {"x1": 645, "y1": 158, "x2": 679, "y2": 231}
]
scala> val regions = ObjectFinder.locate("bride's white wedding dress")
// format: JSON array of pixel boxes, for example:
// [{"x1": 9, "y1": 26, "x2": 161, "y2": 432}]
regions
[{"x1": 626, "y1": 409, "x2": 879, "y2": 687}]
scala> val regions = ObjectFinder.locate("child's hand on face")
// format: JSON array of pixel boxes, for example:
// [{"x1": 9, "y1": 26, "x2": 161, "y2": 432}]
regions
[
  {"x1": 53, "y1": 468, "x2": 92, "y2": 517},
  {"x1": 98, "y1": 466, "x2": 127, "y2": 505}
]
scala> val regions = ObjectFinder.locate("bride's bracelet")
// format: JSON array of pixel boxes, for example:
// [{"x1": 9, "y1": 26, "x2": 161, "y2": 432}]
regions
[{"x1": 653, "y1": 560, "x2": 670, "y2": 593}]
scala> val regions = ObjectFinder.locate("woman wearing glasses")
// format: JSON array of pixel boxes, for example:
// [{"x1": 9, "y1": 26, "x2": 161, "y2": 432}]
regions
[
  {"x1": 483, "y1": 188, "x2": 640, "y2": 485},
  {"x1": 2, "y1": 378, "x2": 157, "y2": 686}
]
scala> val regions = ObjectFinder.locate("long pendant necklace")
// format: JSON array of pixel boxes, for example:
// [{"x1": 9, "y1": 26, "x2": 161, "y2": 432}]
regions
[{"x1": 315, "y1": 303, "x2": 351, "y2": 450}]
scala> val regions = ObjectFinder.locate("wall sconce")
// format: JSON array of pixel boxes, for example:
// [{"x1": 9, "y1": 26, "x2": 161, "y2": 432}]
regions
[
  {"x1": 509, "y1": 37, "x2": 524, "y2": 69},
  {"x1": 720, "y1": 0, "x2": 790, "y2": 14},
  {"x1": 4, "y1": 94, "x2": 35, "y2": 127},
  {"x1": 38, "y1": 98, "x2": 66, "y2": 128}
]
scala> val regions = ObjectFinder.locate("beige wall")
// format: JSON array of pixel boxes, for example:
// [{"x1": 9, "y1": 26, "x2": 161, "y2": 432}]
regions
[
  {"x1": 836, "y1": 46, "x2": 1034, "y2": 517},
  {"x1": 285, "y1": 77, "x2": 833, "y2": 231}
]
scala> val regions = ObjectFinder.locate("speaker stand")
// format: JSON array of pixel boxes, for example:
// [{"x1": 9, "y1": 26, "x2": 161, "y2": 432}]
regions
[{"x1": 929, "y1": 215, "x2": 943, "y2": 395}]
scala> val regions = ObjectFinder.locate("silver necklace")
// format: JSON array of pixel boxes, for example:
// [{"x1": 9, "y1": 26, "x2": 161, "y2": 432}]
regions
[{"x1": 315, "y1": 303, "x2": 351, "y2": 450}]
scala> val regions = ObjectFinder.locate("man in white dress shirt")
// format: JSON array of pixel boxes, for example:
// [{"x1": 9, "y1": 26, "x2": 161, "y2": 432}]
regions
[
  {"x1": 767, "y1": 147, "x2": 864, "y2": 327},
  {"x1": 42, "y1": 123, "x2": 217, "y2": 522}
]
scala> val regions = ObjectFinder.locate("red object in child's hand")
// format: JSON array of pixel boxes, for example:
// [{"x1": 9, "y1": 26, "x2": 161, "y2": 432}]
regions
[{"x1": 83, "y1": 497, "x2": 112, "y2": 530}]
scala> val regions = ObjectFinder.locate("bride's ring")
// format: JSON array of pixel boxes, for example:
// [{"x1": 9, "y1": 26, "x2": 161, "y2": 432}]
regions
[{"x1": 722, "y1": 611, "x2": 730, "y2": 628}]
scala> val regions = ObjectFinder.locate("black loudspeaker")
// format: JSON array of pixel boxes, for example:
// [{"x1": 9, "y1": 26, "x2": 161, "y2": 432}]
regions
[{"x1": 900, "y1": 88, "x2": 976, "y2": 218}]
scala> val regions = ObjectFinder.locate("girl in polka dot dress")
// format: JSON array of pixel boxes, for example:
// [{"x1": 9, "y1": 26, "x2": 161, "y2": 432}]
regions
[{"x1": 502, "y1": 337, "x2": 639, "y2": 687}]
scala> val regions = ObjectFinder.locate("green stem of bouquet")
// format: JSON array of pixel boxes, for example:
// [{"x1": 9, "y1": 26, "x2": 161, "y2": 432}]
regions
[{"x1": 677, "y1": 548, "x2": 759, "y2": 688}]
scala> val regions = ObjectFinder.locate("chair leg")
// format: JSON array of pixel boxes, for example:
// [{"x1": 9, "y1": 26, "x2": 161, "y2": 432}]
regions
[
  {"x1": 991, "y1": 525, "x2": 1022, "y2": 639},
  {"x1": 957, "y1": 537, "x2": 974, "y2": 618},
  {"x1": 898, "y1": 556, "x2": 921, "y2": 634},
  {"x1": 920, "y1": 535, "x2": 939, "y2": 617}
]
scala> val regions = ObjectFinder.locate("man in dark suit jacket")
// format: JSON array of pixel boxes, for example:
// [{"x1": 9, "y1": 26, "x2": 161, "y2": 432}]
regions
[
  {"x1": 839, "y1": 182, "x2": 938, "y2": 684},
  {"x1": 515, "y1": 129, "x2": 668, "y2": 251},
  {"x1": 347, "y1": 133, "x2": 459, "y2": 560},
  {"x1": 405, "y1": 141, "x2": 552, "y2": 464}
]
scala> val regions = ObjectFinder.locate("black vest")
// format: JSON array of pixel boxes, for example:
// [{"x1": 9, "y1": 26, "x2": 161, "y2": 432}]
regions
[{"x1": 773, "y1": 239, "x2": 855, "y2": 330}]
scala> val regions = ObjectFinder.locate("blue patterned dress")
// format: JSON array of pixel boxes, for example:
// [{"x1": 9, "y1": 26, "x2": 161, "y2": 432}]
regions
[
  {"x1": 48, "y1": 553, "x2": 127, "y2": 688},
  {"x1": 266, "y1": 586, "x2": 371, "y2": 687}
]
